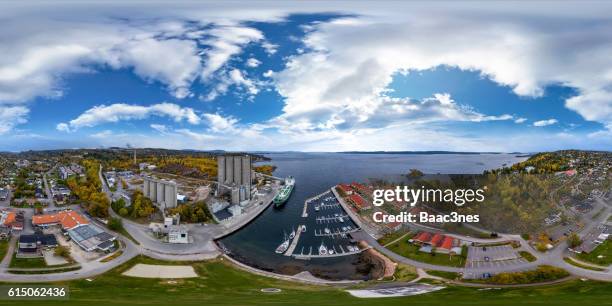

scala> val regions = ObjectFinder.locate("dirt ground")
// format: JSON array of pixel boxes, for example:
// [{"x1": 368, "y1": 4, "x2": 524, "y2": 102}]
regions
[{"x1": 122, "y1": 264, "x2": 198, "y2": 278}]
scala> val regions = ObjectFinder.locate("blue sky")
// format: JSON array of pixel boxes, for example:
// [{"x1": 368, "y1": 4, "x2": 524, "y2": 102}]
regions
[{"x1": 0, "y1": 2, "x2": 611, "y2": 152}]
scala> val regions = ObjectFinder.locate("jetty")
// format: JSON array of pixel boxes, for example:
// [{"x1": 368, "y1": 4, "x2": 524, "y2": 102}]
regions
[
  {"x1": 284, "y1": 225, "x2": 304, "y2": 256},
  {"x1": 293, "y1": 246, "x2": 369, "y2": 259},
  {"x1": 302, "y1": 190, "x2": 331, "y2": 218}
]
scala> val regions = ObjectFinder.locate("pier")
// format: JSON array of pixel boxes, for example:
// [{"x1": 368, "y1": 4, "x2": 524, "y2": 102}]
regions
[
  {"x1": 302, "y1": 190, "x2": 331, "y2": 218},
  {"x1": 293, "y1": 246, "x2": 369, "y2": 259},
  {"x1": 314, "y1": 227, "x2": 360, "y2": 237},
  {"x1": 284, "y1": 225, "x2": 304, "y2": 256}
]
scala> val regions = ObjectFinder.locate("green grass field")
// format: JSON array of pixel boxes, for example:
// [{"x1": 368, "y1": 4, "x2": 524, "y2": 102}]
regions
[
  {"x1": 0, "y1": 240, "x2": 8, "y2": 262},
  {"x1": 9, "y1": 256, "x2": 47, "y2": 269},
  {"x1": 376, "y1": 230, "x2": 412, "y2": 246},
  {"x1": 577, "y1": 240, "x2": 612, "y2": 266},
  {"x1": 1, "y1": 256, "x2": 612, "y2": 305},
  {"x1": 387, "y1": 240, "x2": 465, "y2": 267},
  {"x1": 519, "y1": 251, "x2": 537, "y2": 262}
]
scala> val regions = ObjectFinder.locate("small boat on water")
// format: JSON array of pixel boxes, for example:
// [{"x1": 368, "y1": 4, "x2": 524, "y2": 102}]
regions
[
  {"x1": 275, "y1": 239, "x2": 290, "y2": 254},
  {"x1": 329, "y1": 249, "x2": 335, "y2": 255},
  {"x1": 289, "y1": 228, "x2": 296, "y2": 239},
  {"x1": 318, "y1": 242, "x2": 328, "y2": 255},
  {"x1": 324, "y1": 227, "x2": 331, "y2": 234},
  {"x1": 314, "y1": 205, "x2": 320, "y2": 211},
  {"x1": 302, "y1": 225, "x2": 306, "y2": 233},
  {"x1": 338, "y1": 217, "x2": 344, "y2": 223}
]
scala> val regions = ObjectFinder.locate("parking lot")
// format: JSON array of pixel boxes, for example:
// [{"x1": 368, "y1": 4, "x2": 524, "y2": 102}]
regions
[{"x1": 466, "y1": 245, "x2": 527, "y2": 269}]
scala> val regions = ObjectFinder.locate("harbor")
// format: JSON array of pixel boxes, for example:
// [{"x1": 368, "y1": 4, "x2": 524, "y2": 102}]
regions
[{"x1": 274, "y1": 189, "x2": 365, "y2": 260}]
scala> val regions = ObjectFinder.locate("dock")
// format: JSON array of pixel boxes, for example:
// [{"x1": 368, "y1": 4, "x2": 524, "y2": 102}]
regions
[
  {"x1": 314, "y1": 227, "x2": 360, "y2": 237},
  {"x1": 302, "y1": 190, "x2": 331, "y2": 218},
  {"x1": 284, "y1": 225, "x2": 304, "y2": 256},
  {"x1": 293, "y1": 246, "x2": 370, "y2": 259}
]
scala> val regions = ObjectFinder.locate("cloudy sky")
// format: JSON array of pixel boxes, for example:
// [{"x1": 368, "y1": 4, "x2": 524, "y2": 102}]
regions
[{"x1": 1, "y1": 1, "x2": 611, "y2": 152}]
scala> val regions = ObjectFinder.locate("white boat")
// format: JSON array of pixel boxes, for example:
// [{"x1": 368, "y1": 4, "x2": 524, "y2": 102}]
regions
[
  {"x1": 275, "y1": 239, "x2": 290, "y2": 254},
  {"x1": 289, "y1": 228, "x2": 296, "y2": 239},
  {"x1": 318, "y1": 242, "x2": 328, "y2": 255},
  {"x1": 347, "y1": 245, "x2": 354, "y2": 252},
  {"x1": 329, "y1": 249, "x2": 335, "y2": 255},
  {"x1": 315, "y1": 205, "x2": 320, "y2": 211},
  {"x1": 302, "y1": 225, "x2": 306, "y2": 233},
  {"x1": 338, "y1": 217, "x2": 344, "y2": 223},
  {"x1": 324, "y1": 227, "x2": 331, "y2": 234}
]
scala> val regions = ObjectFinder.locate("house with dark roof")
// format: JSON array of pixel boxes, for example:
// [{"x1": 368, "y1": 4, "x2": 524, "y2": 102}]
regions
[{"x1": 17, "y1": 232, "x2": 58, "y2": 257}]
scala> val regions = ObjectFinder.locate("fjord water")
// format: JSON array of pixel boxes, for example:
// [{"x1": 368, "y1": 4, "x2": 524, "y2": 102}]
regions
[{"x1": 220, "y1": 152, "x2": 526, "y2": 280}]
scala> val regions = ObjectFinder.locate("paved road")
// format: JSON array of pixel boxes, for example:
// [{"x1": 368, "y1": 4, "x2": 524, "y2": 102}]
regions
[{"x1": 42, "y1": 165, "x2": 57, "y2": 209}]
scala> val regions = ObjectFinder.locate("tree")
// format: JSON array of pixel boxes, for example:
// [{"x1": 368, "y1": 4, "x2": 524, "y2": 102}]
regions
[
  {"x1": 567, "y1": 233, "x2": 582, "y2": 249},
  {"x1": 407, "y1": 169, "x2": 424, "y2": 178},
  {"x1": 108, "y1": 217, "x2": 123, "y2": 231},
  {"x1": 118, "y1": 207, "x2": 128, "y2": 217}
]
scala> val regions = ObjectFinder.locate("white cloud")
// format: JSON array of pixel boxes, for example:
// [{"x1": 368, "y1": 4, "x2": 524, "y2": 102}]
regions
[
  {"x1": 533, "y1": 118, "x2": 558, "y2": 127},
  {"x1": 0, "y1": 106, "x2": 29, "y2": 134},
  {"x1": 200, "y1": 26, "x2": 263, "y2": 79},
  {"x1": 90, "y1": 130, "x2": 113, "y2": 138},
  {"x1": 57, "y1": 102, "x2": 201, "y2": 131},
  {"x1": 150, "y1": 124, "x2": 169, "y2": 133},
  {"x1": 262, "y1": 41, "x2": 279, "y2": 55},
  {"x1": 246, "y1": 58, "x2": 261, "y2": 68},
  {"x1": 514, "y1": 117, "x2": 527, "y2": 124},
  {"x1": 203, "y1": 113, "x2": 239, "y2": 133}
]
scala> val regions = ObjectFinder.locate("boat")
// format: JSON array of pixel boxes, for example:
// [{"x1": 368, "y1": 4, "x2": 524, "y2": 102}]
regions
[
  {"x1": 329, "y1": 249, "x2": 335, "y2": 255},
  {"x1": 273, "y1": 176, "x2": 295, "y2": 207},
  {"x1": 318, "y1": 242, "x2": 328, "y2": 255},
  {"x1": 289, "y1": 228, "x2": 296, "y2": 239},
  {"x1": 302, "y1": 225, "x2": 306, "y2": 233},
  {"x1": 314, "y1": 205, "x2": 320, "y2": 211},
  {"x1": 338, "y1": 217, "x2": 344, "y2": 223},
  {"x1": 275, "y1": 239, "x2": 290, "y2": 254},
  {"x1": 324, "y1": 227, "x2": 331, "y2": 234}
]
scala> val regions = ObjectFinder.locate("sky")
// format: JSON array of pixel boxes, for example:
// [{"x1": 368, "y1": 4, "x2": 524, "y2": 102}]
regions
[{"x1": 1, "y1": 1, "x2": 611, "y2": 152}]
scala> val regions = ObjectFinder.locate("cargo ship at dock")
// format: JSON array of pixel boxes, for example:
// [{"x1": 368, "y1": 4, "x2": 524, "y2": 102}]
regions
[{"x1": 273, "y1": 176, "x2": 295, "y2": 207}]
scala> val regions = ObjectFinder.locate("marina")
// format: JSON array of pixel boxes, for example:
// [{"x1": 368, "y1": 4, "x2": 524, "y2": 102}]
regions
[{"x1": 284, "y1": 189, "x2": 365, "y2": 260}]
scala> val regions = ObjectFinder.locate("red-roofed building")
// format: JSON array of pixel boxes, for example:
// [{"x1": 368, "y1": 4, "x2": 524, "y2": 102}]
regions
[
  {"x1": 1, "y1": 210, "x2": 23, "y2": 231},
  {"x1": 414, "y1": 232, "x2": 432, "y2": 244},
  {"x1": 348, "y1": 194, "x2": 371, "y2": 211},
  {"x1": 32, "y1": 210, "x2": 89, "y2": 230},
  {"x1": 337, "y1": 184, "x2": 353, "y2": 195},
  {"x1": 565, "y1": 169, "x2": 577, "y2": 176},
  {"x1": 439, "y1": 236, "x2": 454, "y2": 251},
  {"x1": 385, "y1": 221, "x2": 402, "y2": 232},
  {"x1": 350, "y1": 182, "x2": 371, "y2": 196},
  {"x1": 430, "y1": 233, "x2": 444, "y2": 246}
]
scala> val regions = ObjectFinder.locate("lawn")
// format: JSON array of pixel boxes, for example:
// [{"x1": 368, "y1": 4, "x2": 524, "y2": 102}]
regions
[
  {"x1": 0, "y1": 240, "x2": 8, "y2": 262},
  {"x1": 563, "y1": 257, "x2": 606, "y2": 271},
  {"x1": 426, "y1": 270, "x2": 460, "y2": 280},
  {"x1": 387, "y1": 240, "x2": 465, "y2": 267},
  {"x1": 9, "y1": 256, "x2": 47, "y2": 269},
  {"x1": 377, "y1": 230, "x2": 412, "y2": 246},
  {"x1": 0, "y1": 256, "x2": 612, "y2": 305},
  {"x1": 519, "y1": 251, "x2": 537, "y2": 262},
  {"x1": 576, "y1": 240, "x2": 612, "y2": 266}
]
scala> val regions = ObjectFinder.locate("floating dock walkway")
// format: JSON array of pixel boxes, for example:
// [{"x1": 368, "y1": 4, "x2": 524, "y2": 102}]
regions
[
  {"x1": 284, "y1": 225, "x2": 304, "y2": 256},
  {"x1": 293, "y1": 246, "x2": 370, "y2": 259},
  {"x1": 302, "y1": 190, "x2": 331, "y2": 218}
]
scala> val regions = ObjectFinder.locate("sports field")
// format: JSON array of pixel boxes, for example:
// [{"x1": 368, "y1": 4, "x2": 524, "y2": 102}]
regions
[{"x1": 0, "y1": 256, "x2": 611, "y2": 306}]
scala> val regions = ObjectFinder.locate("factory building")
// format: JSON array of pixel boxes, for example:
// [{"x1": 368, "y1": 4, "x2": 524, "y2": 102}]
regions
[
  {"x1": 217, "y1": 154, "x2": 252, "y2": 205},
  {"x1": 143, "y1": 176, "x2": 178, "y2": 210}
]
